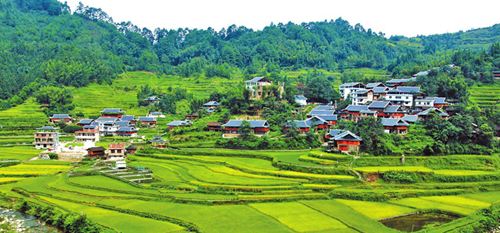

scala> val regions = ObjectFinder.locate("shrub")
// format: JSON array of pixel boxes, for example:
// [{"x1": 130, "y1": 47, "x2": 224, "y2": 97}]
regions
[{"x1": 381, "y1": 171, "x2": 418, "y2": 183}]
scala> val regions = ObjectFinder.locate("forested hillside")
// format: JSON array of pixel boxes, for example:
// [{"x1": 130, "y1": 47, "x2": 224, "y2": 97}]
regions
[{"x1": 0, "y1": 0, "x2": 498, "y2": 105}]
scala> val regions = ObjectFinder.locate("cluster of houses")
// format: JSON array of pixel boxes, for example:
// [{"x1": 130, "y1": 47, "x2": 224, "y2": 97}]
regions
[{"x1": 339, "y1": 78, "x2": 450, "y2": 135}]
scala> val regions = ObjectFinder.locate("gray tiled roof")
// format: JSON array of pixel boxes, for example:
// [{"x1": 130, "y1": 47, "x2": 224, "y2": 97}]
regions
[
  {"x1": 245, "y1": 77, "x2": 267, "y2": 83},
  {"x1": 313, "y1": 105, "x2": 335, "y2": 111},
  {"x1": 294, "y1": 95, "x2": 307, "y2": 101},
  {"x1": 121, "y1": 115, "x2": 135, "y2": 121},
  {"x1": 101, "y1": 108, "x2": 124, "y2": 114},
  {"x1": 203, "y1": 101, "x2": 220, "y2": 107},
  {"x1": 381, "y1": 118, "x2": 409, "y2": 127},
  {"x1": 368, "y1": 101, "x2": 390, "y2": 109},
  {"x1": 402, "y1": 115, "x2": 418, "y2": 123},
  {"x1": 138, "y1": 117, "x2": 156, "y2": 122},
  {"x1": 222, "y1": 120, "x2": 269, "y2": 128},
  {"x1": 167, "y1": 120, "x2": 192, "y2": 127},
  {"x1": 285, "y1": 120, "x2": 310, "y2": 128},
  {"x1": 388, "y1": 86, "x2": 421, "y2": 94},
  {"x1": 345, "y1": 105, "x2": 370, "y2": 112},
  {"x1": 386, "y1": 78, "x2": 411, "y2": 83},
  {"x1": 95, "y1": 117, "x2": 119, "y2": 123},
  {"x1": 315, "y1": 114, "x2": 338, "y2": 121},
  {"x1": 340, "y1": 82, "x2": 363, "y2": 88},
  {"x1": 51, "y1": 114, "x2": 71, "y2": 119},
  {"x1": 37, "y1": 126, "x2": 57, "y2": 131},
  {"x1": 417, "y1": 108, "x2": 449, "y2": 117},
  {"x1": 306, "y1": 116, "x2": 328, "y2": 126},
  {"x1": 115, "y1": 121, "x2": 130, "y2": 127},
  {"x1": 384, "y1": 105, "x2": 402, "y2": 113},
  {"x1": 366, "y1": 82, "x2": 385, "y2": 88},
  {"x1": 78, "y1": 119, "x2": 94, "y2": 125},
  {"x1": 309, "y1": 110, "x2": 334, "y2": 116},
  {"x1": 373, "y1": 87, "x2": 390, "y2": 94},
  {"x1": 327, "y1": 130, "x2": 362, "y2": 141},
  {"x1": 116, "y1": 126, "x2": 137, "y2": 132}
]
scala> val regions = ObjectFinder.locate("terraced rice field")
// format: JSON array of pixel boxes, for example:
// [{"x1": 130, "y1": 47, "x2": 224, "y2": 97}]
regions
[
  {"x1": 469, "y1": 81, "x2": 500, "y2": 108},
  {"x1": 0, "y1": 148, "x2": 498, "y2": 232}
]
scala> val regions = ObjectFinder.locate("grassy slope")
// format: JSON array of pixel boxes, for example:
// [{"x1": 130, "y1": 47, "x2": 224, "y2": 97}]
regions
[{"x1": 469, "y1": 80, "x2": 500, "y2": 109}]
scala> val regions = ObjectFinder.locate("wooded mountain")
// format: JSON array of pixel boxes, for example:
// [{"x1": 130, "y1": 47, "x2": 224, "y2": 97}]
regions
[{"x1": 0, "y1": 0, "x2": 498, "y2": 101}]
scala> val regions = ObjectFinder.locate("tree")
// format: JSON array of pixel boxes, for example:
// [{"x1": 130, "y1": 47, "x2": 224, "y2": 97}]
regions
[
  {"x1": 34, "y1": 86, "x2": 74, "y2": 116},
  {"x1": 157, "y1": 94, "x2": 177, "y2": 114},
  {"x1": 239, "y1": 121, "x2": 253, "y2": 139},
  {"x1": 303, "y1": 72, "x2": 339, "y2": 103}
]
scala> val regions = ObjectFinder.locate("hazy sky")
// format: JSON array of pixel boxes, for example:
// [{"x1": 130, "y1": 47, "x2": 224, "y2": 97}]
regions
[{"x1": 64, "y1": 0, "x2": 500, "y2": 37}]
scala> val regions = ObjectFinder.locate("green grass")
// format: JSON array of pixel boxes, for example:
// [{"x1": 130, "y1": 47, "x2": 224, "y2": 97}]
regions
[
  {"x1": 469, "y1": 81, "x2": 500, "y2": 108},
  {"x1": 433, "y1": 170, "x2": 498, "y2": 176},
  {"x1": 335, "y1": 199, "x2": 416, "y2": 220},
  {"x1": 0, "y1": 99, "x2": 47, "y2": 136},
  {"x1": 0, "y1": 146, "x2": 39, "y2": 161},
  {"x1": 72, "y1": 71, "x2": 242, "y2": 116},
  {"x1": 354, "y1": 166, "x2": 433, "y2": 173},
  {"x1": 249, "y1": 202, "x2": 352, "y2": 232}
]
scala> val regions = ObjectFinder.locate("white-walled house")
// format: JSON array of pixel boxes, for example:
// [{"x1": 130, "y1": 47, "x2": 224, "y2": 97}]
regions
[
  {"x1": 339, "y1": 82, "x2": 366, "y2": 99},
  {"x1": 351, "y1": 89, "x2": 374, "y2": 105},
  {"x1": 385, "y1": 86, "x2": 421, "y2": 107}
]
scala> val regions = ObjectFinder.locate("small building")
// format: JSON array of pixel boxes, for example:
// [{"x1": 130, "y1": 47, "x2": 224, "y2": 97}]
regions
[
  {"x1": 365, "y1": 82, "x2": 386, "y2": 89},
  {"x1": 203, "y1": 101, "x2": 220, "y2": 113},
  {"x1": 381, "y1": 118, "x2": 410, "y2": 134},
  {"x1": 75, "y1": 125, "x2": 100, "y2": 143},
  {"x1": 115, "y1": 126, "x2": 138, "y2": 137},
  {"x1": 147, "y1": 111, "x2": 165, "y2": 118},
  {"x1": 207, "y1": 122, "x2": 222, "y2": 132},
  {"x1": 315, "y1": 114, "x2": 338, "y2": 126},
  {"x1": 222, "y1": 120, "x2": 270, "y2": 138},
  {"x1": 372, "y1": 87, "x2": 390, "y2": 100},
  {"x1": 167, "y1": 120, "x2": 192, "y2": 130},
  {"x1": 126, "y1": 145, "x2": 137, "y2": 154},
  {"x1": 284, "y1": 120, "x2": 311, "y2": 134},
  {"x1": 34, "y1": 126, "x2": 59, "y2": 150},
  {"x1": 77, "y1": 119, "x2": 94, "y2": 127},
  {"x1": 138, "y1": 117, "x2": 157, "y2": 127},
  {"x1": 87, "y1": 147, "x2": 106, "y2": 158},
  {"x1": 385, "y1": 78, "x2": 416, "y2": 87},
  {"x1": 149, "y1": 136, "x2": 167, "y2": 148},
  {"x1": 49, "y1": 114, "x2": 72, "y2": 124},
  {"x1": 115, "y1": 160, "x2": 127, "y2": 169},
  {"x1": 341, "y1": 105, "x2": 376, "y2": 121},
  {"x1": 339, "y1": 82, "x2": 366, "y2": 99},
  {"x1": 185, "y1": 113, "x2": 199, "y2": 121},
  {"x1": 416, "y1": 107, "x2": 449, "y2": 120},
  {"x1": 402, "y1": 114, "x2": 418, "y2": 124},
  {"x1": 351, "y1": 89, "x2": 374, "y2": 105},
  {"x1": 385, "y1": 86, "x2": 421, "y2": 107},
  {"x1": 245, "y1": 77, "x2": 274, "y2": 100},
  {"x1": 306, "y1": 116, "x2": 330, "y2": 130},
  {"x1": 493, "y1": 71, "x2": 500, "y2": 80},
  {"x1": 294, "y1": 95, "x2": 308, "y2": 106},
  {"x1": 430, "y1": 97, "x2": 448, "y2": 109},
  {"x1": 108, "y1": 143, "x2": 126, "y2": 159},
  {"x1": 383, "y1": 105, "x2": 405, "y2": 118},
  {"x1": 144, "y1": 96, "x2": 160, "y2": 105},
  {"x1": 93, "y1": 117, "x2": 119, "y2": 136},
  {"x1": 325, "y1": 130, "x2": 362, "y2": 153},
  {"x1": 100, "y1": 108, "x2": 125, "y2": 118},
  {"x1": 121, "y1": 115, "x2": 136, "y2": 125},
  {"x1": 415, "y1": 97, "x2": 448, "y2": 109}
]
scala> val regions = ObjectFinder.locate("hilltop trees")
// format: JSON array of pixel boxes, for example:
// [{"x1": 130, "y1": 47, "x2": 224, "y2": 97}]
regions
[{"x1": 34, "y1": 86, "x2": 74, "y2": 115}]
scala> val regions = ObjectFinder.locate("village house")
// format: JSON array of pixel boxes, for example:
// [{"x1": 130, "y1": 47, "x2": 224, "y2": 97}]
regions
[
  {"x1": 185, "y1": 113, "x2": 199, "y2": 121},
  {"x1": 107, "y1": 143, "x2": 126, "y2": 159},
  {"x1": 402, "y1": 114, "x2": 418, "y2": 124},
  {"x1": 381, "y1": 118, "x2": 410, "y2": 134},
  {"x1": 126, "y1": 145, "x2": 137, "y2": 154},
  {"x1": 100, "y1": 108, "x2": 125, "y2": 118},
  {"x1": 167, "y1": 120, "x2": 192, "y2": 130},
  {"x1": 143, "y1": 96, "x2": 160, "y2": 105},
  {"x1": 206, "y1": 122, "x2": 222, "y2": 132},
  {"x1": 149, "y1": 136, "x2": 167, "y2": 148},
  {"x1": 365, "y1": 82, "x2": 386, "y2": 89},
  {"x1": 77, "y1": 119, "x2": 94, "y2": 127},
  {"x1": 284, "y1": 120, "x2": 311, "y2": 134},
  {"x1": 75, "y1": 125, "x2": 100, "y2": 143},
  {"x1": 416, "y1": 107, "x2": 449, "y2": 120},
  {"x1": 383, "y1": 105, "x2": 405, "y2": 118},
  {"x1": 385, "y1": 78, "x2": 416, "y2": 87},
  {"x1": 315, "y1": 114, "x2": 338, "y2": 126},
  {"x1": 415, "y1": 97, "x2": 448, "y2": 109},
  {"x1": 86, "y1": 147, "x2": 106, "y2": 158},
  {"x1": 222, "y1": 120, "x2": 270, "y2": 138},
  {"x1": 430, "y1": 97, "x2": 448, "y2": 109},
  {"x1": 294, "y1": 95, "x2": 308, "y2": 106},
  {"x1": 307, "y1": 104, "x2": 335, "y2": 117},
  {"x1": 93, "y1": 117, "x2": 120, "y2": 136},
  {"x1": 34, "y1": 126, "x2": 59, "y2": 150},
  {"x1": 493, "y1": 71, "x2": 500, "y2": 80},
  {"x1": 203, "y1": 101, "x2": 220, "y2": 113},
  {"x1": 339, "y1": 82, "x2": 366, "y2": 99},
  {"x1": 372, "y1": 86, "x2": 391, "y2": 100},
  {"x1": 49, "y1": 114, "x2": 73, "y2": 124},
  {"x1": 121, "y1": 115, "x2": 136, "y2": 125},
  {"x1": 147, "y1": 111, "x2": 165, "y2": 118},
  {"x1": 385, "y1": 86, "x2": 421, "y2": 107},
  {"x1": 341, "y1": 105, "x2": 376, "y2": 121},
  {"x1": 245, "y1": 77, "x2": 284, "y2": 100},
  {"x1": 115, "y1": 126, "x2": 138, "y2": 137},
  {"x1": 305, "y1": 116, "x2": 330, "y2": 131},
  {"x1": 138, "y1": 117, "x2": 157, "y2": 127},
  {"x1": 367, "y1": 101, "x2": 391, "y2": 117},
  {"x1": 351, "y1": 89, "x2": 374, "y2": 105},
  {"x1": 325, "y1": 129, "x2": 362, "y2": 153}
]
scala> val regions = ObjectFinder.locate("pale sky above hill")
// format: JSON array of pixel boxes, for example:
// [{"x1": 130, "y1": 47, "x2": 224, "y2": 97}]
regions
[{"x1": 64, "y1": 0, "x2": 500, "y2": 37}]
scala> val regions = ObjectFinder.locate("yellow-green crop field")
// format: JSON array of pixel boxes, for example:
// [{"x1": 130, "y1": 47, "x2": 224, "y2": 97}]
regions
[{"x1": 0, "y1": 147, "x2": 497, "y2": 233}]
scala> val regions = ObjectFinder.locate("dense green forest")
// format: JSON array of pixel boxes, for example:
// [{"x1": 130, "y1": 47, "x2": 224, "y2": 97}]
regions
[{"x1": 0, "y1": 0, "x2": 498, "y2": 107}]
